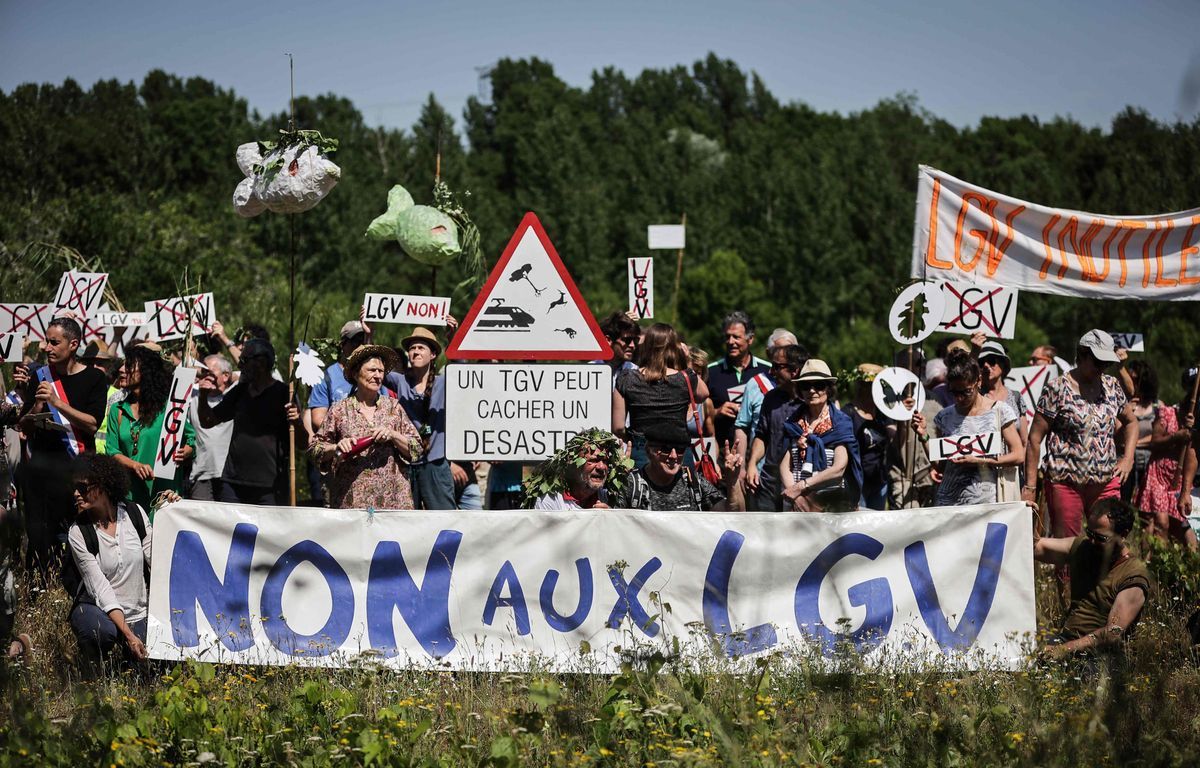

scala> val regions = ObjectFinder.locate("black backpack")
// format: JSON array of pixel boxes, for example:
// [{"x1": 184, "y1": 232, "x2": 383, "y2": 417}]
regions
[{"x1": 62, "y1": 502, "x2": 150, "y2": 609}]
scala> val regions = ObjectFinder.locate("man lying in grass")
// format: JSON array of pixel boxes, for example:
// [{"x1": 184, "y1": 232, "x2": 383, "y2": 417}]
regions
[{"x1": 1034, "y1": 498, "x2": 1152, "y2": 659}]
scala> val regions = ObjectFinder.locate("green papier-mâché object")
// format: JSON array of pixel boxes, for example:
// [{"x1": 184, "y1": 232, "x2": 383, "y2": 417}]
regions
[
  {"x1": 364, "y1": 185, "x2": 415, "y2": 240},
  {"x1": 365, "y1": 183, "x2": 461, "y2": 266},
  {"x1": 396, "y1": 205, "x2": 461, "y2": 266}
]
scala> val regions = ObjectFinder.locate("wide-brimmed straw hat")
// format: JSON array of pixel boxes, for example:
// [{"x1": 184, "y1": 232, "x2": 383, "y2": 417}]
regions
[
  {"x1": 795, "y1": 359, "x2": 837, "y2": 384},
  {"x1": 400, "y1": 327, "x2": 442, "y2": 357},
  {"x1": 343, "y1": 344, "x2": 401, "y2": 384}
]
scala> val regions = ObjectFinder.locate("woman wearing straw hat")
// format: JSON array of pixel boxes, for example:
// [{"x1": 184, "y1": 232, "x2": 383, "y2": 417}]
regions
[
  {"x1": 312, "y1": 345, "x2": 422, "y2": 509},
  {"x1": 778, "y1": 359, "x2": 863, "y2": 512}
]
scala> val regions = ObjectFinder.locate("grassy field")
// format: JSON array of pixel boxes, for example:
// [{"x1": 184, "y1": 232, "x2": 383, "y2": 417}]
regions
[{"x1": 3, "y1": 536, "x2": 1200, "y2": 767}]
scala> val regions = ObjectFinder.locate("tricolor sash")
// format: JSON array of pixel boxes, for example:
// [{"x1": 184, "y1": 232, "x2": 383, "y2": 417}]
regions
[{"x1": 35, "y1": 366, "x2": 87, "y2": 455}]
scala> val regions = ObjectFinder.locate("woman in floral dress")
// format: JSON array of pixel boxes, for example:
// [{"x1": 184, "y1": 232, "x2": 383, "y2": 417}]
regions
[
  {"x1": 1136, "y1": 371, "x2": 1198, "y2": 549},
  {"x1": 311, "y1": 345, "x2": 421, "y2": 509}
]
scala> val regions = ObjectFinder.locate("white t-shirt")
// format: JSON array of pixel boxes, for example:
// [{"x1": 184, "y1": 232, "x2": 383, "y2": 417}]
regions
[
  {"x1": 190, "y1": 390, "x2": 234, "y2": 482},
  {"x1": 68, "y1": 504, "x2": 152, "y2": 622},
  {"x1": 533, "y1": 492, "x2": 585, "y2": 510}
]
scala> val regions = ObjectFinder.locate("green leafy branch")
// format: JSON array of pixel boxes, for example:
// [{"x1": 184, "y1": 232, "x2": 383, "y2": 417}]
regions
[
  {"x1": 252, "y1": 129, "x2": 340, "y2": 177},
  {"x1": 433, "y1": 179, "x2": 485, "y2": 294},
  {"x1": 521, "y1": 428, "x2": 634, "y2": 508}
]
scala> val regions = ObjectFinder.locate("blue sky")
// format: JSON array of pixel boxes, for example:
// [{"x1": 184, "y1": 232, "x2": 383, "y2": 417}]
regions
[{"x1": 3, "y1": 0, "x2": 1198, "y2": 132}]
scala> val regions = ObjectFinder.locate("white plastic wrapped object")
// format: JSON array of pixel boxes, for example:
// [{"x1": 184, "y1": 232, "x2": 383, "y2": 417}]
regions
[{"x1": 231, "y1": 141, "x2": 341, "y2": 217}]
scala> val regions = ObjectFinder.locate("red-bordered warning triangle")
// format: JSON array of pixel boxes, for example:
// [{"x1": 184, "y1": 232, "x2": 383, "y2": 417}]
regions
[{"x1": 448, "y1": 212, "x2": 613, "y2": 361}]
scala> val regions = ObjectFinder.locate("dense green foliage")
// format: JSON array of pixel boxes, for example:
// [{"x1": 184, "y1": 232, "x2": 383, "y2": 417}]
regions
[{"x1": 2, "y1": 57, "x2": 1199, "y2": 397}]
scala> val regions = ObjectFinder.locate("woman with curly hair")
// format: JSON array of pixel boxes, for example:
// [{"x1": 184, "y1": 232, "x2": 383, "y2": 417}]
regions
[
  {"x1": 107, "y1": 345, "x2": 194, "y2": 513},
  {"x1": 67, "y1": 453, "x2": 166, "y2": 671}
]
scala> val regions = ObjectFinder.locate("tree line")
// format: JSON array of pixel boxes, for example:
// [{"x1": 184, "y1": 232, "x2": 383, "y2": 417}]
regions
[{"x1": 2, "y1": 55, "x2": 1199, "y2": 399}]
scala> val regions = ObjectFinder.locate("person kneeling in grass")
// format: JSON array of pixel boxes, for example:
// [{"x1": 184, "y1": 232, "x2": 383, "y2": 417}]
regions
[{"x1": 1034, "y1": 498, "x2": 1152, "y2": 659}]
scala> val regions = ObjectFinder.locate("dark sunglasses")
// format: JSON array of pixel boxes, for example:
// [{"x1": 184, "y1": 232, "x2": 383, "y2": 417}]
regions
[
  {"x1": 796, "y1": 382, "x2": 825, "y2": 392},
  {"x1": 648, "y1": 444, "x2": 684, "y2": 457},
  {"x1": 772, "y1": 362, "x2": 799, "y2": 372},
  {"x1": 949, "y1": 387, "x2": 974, "y2": 398},
  {"x1": 73, "y1": 481, "x2": 96, "y2": 495}
]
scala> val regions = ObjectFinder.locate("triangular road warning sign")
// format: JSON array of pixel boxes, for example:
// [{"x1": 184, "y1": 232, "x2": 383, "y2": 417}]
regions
[{"x1": 448, "y1": 212, "x2": 613, "y2": 361}]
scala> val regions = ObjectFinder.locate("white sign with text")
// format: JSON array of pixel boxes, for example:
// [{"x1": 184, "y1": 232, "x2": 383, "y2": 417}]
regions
[
  {"x1": 0, "y1": 333, "x2": 25, "y2": 363},
  {"x1": 143, "y1": 293, "x2": 216, "y2": 341},
  {"x1": 153, "y1": 367, "x2": 197, "y2": 480},
  {"x1": 362, "y1": 293, "x2": 451, "y2": 326},
  {"x1": 627, "y1": 258, "x2": 653, "y2": 319},
  {"x1": 445, "y1": 364, "x2": 613, "y2": 461},
  {"x1": 929, "y1": 432, "x2": 1002, "y2": 462}
]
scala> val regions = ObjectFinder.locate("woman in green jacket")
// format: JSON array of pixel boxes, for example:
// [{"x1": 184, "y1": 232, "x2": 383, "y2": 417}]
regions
[{"x1": 107, "y1": 345, "x2": 194, "y2": 514}]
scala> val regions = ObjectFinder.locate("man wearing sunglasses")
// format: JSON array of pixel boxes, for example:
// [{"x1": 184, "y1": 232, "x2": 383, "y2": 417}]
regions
[
  {"x1": 611, "y1": 423, "x2": 743, "y2": 511},
  {"x1": 1034, "y1": 498, "x2": 1151, "y2": 660}
]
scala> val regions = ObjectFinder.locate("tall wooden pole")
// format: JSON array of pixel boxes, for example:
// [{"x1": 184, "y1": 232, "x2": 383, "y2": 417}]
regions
[
  {"x1": 671, "y1": 212, "x2": 686, "y2": 325},
  {"x1": 286, "y1": 53, "x2": 298, "y2": 506}
]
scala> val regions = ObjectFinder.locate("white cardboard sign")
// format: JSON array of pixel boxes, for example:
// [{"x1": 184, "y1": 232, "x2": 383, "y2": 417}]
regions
[
  {"x1": 872, "y1": 367, "x2": 926, "y2": 422},
  {"x1": 362, "y1": 293, "x2": 451, "y2": 326},
  {"x1": 143, "y1": 293, "x2": 216, "y2": 341},
  {"x1": 888, "y1": 282, "x2": 945, "y2": 345},
  {"x1": 1004, "y1": 364, "x2": 1058, "y2": 422},
  {"x1": 0, "y1": 303, "x2": 54, "y2": 342},
  {"x1": 647, "y1": 224, "x2": 685, "y2": 250},
  {"x1": 445, "y1": 363, "x2": 612, "y2": 461},
  {"x1": 1110, "y1": 332, "x2": 1144, "y2": 352},
  {"x1": 929, "y1": 432, "x2": 1002, "y2": 462},
  {"x1": 53, "y1": 271, "x2": 108, "y2": 317},
  {"x1": 153, "y1": 367, "x2": 197, "y2": 480},
  {"x1": 94, "y1": 311, "x2": 148, "y2": 327},
  {"x1": 628, "y1": 258, "x2": 653, "y2": 319},
  {"x1": 0, "y1": 333, "x2": 25, "y2": 363},
  {"x1": 937, "y1": 281, "x2": 1018, "y2": 339}
]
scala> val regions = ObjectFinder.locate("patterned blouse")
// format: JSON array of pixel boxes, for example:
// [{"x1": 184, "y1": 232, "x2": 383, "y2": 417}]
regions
[
  {"x1": 312, "y1": 395, "x2": 420, "y2": 510},
  {"x1": 1037, "y1": 373, "x2": 1127, "y2": 485}
]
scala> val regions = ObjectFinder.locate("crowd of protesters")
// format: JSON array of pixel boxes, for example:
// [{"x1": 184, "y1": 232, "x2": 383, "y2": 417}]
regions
[{"x1": 1, "y1": 305, "x2": 1197, "y2": 670}]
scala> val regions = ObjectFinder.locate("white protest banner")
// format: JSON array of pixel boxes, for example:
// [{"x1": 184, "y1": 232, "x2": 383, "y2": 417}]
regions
[
  {"x1": 1110, "y1": 332, "x2": 1144, "y2": 352},
  {"x1": 1004, "y1": 364, "x2": 1058, "y2": 422},
  {"x1": 445, "y1": 363, "x2": 612, "y2": 461},
  {"x1": 911, "y1": 165, "x2": 1200, "y2": 301},
  {"x1": 93, "y1": 311, "x2": 148, "y2": 327},
  {"x1": 0, "y1": 333, "x2": 25, "y2": 363},
  {"x1": 647, "y1": 224, "x2": 685, "y2": 250},
  {"x1": 928, "y1": 432, "x2": 1002, "y2": 462},
  {"x1": 147, "y1": 501, "x2": 1036, "y2": 672},
  {"x1": 0, "y1": 304, "x2": 54, "y2": 342},
  {"x1": 53, "y1": 271, "x2": 108, "y2": 317},
  {"x1": 628, "y1": 257, "x2": 653, "y2": 319},
  {"x1": 153, "y1": 367, "x2": 197, "y2": 480},
  {"x1": 937, "y1": 282, "x2": 1018, "y2": 339},
  {"x1": 143, "y1": 293, "x2": 216, "y2": 341},
  {"x1": 362, "y1": 293, "x2": 451, "y2": 326}
]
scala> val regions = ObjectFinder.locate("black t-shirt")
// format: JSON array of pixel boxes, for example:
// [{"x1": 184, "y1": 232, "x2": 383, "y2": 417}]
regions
[
  {"x1": 611, "y1": 466, "x2": 725, "y2": 511},
  {"x1": 615, "y1": 369, "x2": 698, "y2": 438},
  {"x1": 27, "y1": 366, "x2": 108, "y2": 455},
  {"x1": 842, "y1": 405, "x2": 891, "y2": 487},
  {"x1": 211, "y1": 381, "x2": 290, "y2": 489}
]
